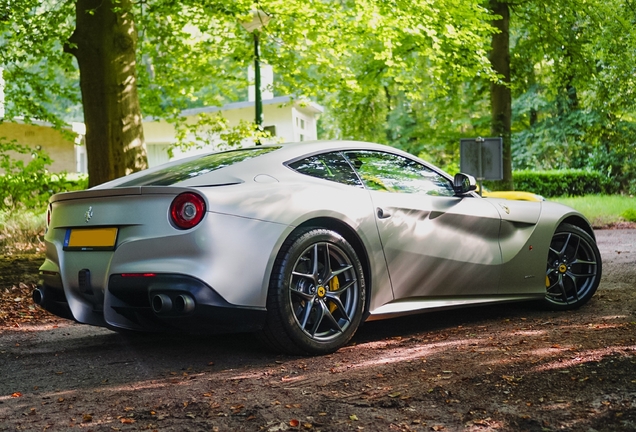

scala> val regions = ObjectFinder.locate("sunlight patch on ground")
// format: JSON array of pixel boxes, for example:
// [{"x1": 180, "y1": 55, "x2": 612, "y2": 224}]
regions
[
  {"x1": 531, "y1": 344, "x2": 636, "y2": 373},
  {"x1": 511, "y1": 329, "x2": 547, "y2": 336},
  {"x1": 221, "y1": 338, "x2": 486, "y2": 382},
  {"x1": 0, "y1": 321, "x2": 72, "y2": 332},
  {"x1": 337, "y1": 338, "x2": 484, "y2": 371}
]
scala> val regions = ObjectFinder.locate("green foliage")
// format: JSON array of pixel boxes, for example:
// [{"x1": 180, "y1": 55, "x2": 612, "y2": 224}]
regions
[
  {"x1": 169, "y1": 113, "x2": 277, "y2": 156},
  {"x1": 508, "y1": 0, "x2": 636, "y2": 193},
  {"x1": 497, "y1": 169, "x2": 618, "y2": 198},
  {"x1": 2, "y1": 0, "x2": 636, "y2": 191},
  {"x1": 622, "y1": 208, "x2": 636, "y2": 223},
  {"x1": 0, "y1": 138, "x2": 87, "y2": 212},
  {"x1": 0, "y1": 0, "x2": 81, "y2": 125},
  {"x1": 316, "y1": 1, "x2": 496, "y2": 156}
]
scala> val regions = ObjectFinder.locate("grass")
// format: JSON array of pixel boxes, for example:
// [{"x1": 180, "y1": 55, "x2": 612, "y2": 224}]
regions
[
  {"x1": 551, "y1": 194, "x2": 636, "y2": 227},
  {"x1": 0, "y1": 209, "x2": 46, "y2": 254}
]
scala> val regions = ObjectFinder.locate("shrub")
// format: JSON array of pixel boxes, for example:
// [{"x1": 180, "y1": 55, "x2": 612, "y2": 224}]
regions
[
  {"x1": 0, "y1": 138, "x2": 88, "y2": 213},
  {"x1": 622, "y1": 208, "x2": 636, "y2": 222},
  {"x1": 485, "y1": 169, "x2": 617, "y2": 197}
]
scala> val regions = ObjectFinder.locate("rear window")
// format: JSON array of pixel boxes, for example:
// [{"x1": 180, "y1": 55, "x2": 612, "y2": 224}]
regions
[{"x1": 117, "y1": 147, "x2": 280, "y2": 186}]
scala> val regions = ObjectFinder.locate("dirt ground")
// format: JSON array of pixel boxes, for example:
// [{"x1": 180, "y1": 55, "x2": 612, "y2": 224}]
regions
[{"x1": 0, "y1": 229, "x2": 634, "y2": 432}]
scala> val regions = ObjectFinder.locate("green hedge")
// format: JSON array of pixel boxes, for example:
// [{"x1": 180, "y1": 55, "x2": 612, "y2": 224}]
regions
[{"x1": 486, "y1": 169, "x2": 618, "y2": 198}]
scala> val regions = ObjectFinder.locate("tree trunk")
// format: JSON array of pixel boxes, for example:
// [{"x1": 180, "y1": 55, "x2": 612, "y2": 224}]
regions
[
  {"x1": 66, "y1": 0, "x2": 147, "y2": 187},
  {"x1": 489, "y1": 0, "x2": 513, "y2": 190}
]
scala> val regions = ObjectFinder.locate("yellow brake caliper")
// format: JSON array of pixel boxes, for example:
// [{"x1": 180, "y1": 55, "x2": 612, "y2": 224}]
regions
[{"x1": 328, "y1": 276, "x2": 340, "y2": 313}]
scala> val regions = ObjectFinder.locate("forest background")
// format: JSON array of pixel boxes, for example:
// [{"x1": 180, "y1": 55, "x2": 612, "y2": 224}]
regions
[{"x1": 1, "y1": 0, "x2": 635, "y2": 194}]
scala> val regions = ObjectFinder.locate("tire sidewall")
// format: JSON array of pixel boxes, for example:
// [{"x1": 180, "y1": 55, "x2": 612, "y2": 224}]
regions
[
  {"x1": 544, "y1": 223, "x2": 602, "y2": 311},
  {"x1": 273, "y1": 228, "x2": 365, "y2": 354}
]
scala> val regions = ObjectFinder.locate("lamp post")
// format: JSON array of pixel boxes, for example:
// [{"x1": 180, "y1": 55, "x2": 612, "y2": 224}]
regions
[{"x1": 241, "y1": 10, "x2": 270, "y2": 134}]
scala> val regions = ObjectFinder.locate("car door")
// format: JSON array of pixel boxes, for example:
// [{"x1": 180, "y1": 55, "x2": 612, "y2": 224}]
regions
[{"x1": 344, "y1": 150, "x2": 503, "y2": 300}]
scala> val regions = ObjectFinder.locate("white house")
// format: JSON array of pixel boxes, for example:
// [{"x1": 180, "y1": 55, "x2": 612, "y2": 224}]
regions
[
  {"x1": 143, "y1": 95, "x2": 324, "y2": 167},
  {"x1": 2, "y1": 63, "x2": 324, "y2": 173}
]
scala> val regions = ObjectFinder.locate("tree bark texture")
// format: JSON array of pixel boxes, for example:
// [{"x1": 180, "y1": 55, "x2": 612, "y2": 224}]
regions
[
  {"x1": 489, "y1": 0, "x2": 513, "y2": 190},
  {"x1": 66, "y1": 0, "x2": 147, "y2": 187}
]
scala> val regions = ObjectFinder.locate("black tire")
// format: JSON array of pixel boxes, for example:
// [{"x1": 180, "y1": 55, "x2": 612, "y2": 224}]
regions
[
  {"x1": 544, "y1": 223, "x2": 602, "y2": 310},
  {"x1": 260, "y1": 227, "x2": 365, "y2": 355}
]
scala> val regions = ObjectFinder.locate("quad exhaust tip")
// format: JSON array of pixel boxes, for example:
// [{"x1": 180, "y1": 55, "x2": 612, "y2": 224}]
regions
[
  {"x1": 32, "y1": 288, "x2": 44, "y2": 305},
  {"x1": 151, "y1": 294, "x2": 172, "y2": 314},
  {"x1": 174, "y1": 294, "x2": 195, "y2": 313},
  {"x1": 151, "y1": 293, "x2": 195, "y2": 314}
]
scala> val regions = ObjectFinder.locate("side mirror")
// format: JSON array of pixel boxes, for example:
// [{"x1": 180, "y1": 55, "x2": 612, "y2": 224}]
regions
[{"x1": 453, "y1": 173, "x2": 477, "y2": 196}]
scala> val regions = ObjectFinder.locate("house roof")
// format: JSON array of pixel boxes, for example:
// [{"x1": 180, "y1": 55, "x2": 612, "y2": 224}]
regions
[
  {"x1": 0, "y1": 117, "x2": 85, "y2": 134},
  {"x1": 180, "y1": 95, "x2": 324, "y2": 117}
]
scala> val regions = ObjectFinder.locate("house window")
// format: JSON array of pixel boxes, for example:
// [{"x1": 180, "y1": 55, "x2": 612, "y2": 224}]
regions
[
  {"x1": 300, "y1": 134, "x2": 305, "y2": 142},
  {"x1": 75, "y1": 145, "x2": 87, "y2": 173},
  {"x1": 300, "y1": 119, "x2": 305, "y2": 130},
  {"x1": 264, "y1": 125, "x2": 276, "y2": 136}
]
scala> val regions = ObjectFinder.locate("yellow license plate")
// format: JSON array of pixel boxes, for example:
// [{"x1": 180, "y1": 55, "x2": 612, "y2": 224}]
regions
[{"x1": 64, "y1": 228, "x2": 118, "y2": 251}]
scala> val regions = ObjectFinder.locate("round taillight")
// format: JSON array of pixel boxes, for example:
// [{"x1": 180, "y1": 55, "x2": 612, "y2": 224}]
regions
[{"x1": 169, "y1": 193, "x2": 206, "y2": 229}]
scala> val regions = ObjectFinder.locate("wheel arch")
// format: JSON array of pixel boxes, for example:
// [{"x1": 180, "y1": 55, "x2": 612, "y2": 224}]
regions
[
  {"x1": 559, "y1": 215, "x2": 596, "y2": 240},
  {"x1": 295, "y1": 217, "x2": 373, "y2": 318}
]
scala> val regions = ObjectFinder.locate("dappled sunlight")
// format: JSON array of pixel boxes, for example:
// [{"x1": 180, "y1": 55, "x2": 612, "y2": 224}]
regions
[
  {"x1": 531, "y1": 344, "x2": 636, "y2": 373},
  {"x1": 337, "y1": 337, "x2": 483, "y2": 370},
  {"x1": 372, "y1": 196, "x2": 503, "y2": 300},
  {"x1": 510, "y1": 329, "x2": 546, "y2": 337}
]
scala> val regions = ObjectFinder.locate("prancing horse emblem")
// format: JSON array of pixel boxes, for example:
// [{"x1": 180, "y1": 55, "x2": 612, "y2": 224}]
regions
[{"x1": 85, "y1": 206, "x2": 93, "y2": 223}]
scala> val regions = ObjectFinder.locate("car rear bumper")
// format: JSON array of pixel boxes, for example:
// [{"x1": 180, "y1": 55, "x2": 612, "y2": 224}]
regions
[{"x1": 35, "y1": 272, "x2": 267, "y2": 333}]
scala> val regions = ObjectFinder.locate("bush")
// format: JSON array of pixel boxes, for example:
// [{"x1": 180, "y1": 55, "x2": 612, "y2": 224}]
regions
[
  {"x1": 622, "y1": 208, "x2": 636, "y2": 222},
  {"x1": 485, "y1": 169, "x2": 617, "y2": 198},
  {"x1": 0, "y1": 138, "x2": 88, "y2": 213}
]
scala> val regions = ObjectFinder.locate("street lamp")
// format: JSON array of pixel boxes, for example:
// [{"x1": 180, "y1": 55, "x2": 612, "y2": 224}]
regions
[{"x1": 240, "y1": 10, "x2": 271, "y2": 134}]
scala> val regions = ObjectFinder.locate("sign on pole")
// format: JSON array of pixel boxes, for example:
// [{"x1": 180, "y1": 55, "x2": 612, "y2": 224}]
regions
[
  {"x1": 460, "y1": 137, "x2": 503, "y2": 180},
  {"x1": 460, "y1": 137, "x2": 503, "y2": 197}
]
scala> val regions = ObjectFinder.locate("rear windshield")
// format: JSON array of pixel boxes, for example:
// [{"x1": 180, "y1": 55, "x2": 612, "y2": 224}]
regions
[{"x1": 117, "y1": 147, "x2": 280, "y2": 186}]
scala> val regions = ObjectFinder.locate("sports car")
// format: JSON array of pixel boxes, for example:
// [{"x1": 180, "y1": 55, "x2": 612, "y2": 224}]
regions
[{"x1": 34, "y1": 141, "x2": 602, "y2": 355}]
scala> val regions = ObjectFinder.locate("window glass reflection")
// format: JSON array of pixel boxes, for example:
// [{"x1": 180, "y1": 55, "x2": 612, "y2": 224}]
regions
[
  {"x1": 289, "y1": 152, "x2": 363, "y2": 188},
  {"x1": 118, "y1": 147, "x2": 280, "y2": 186},
  {"x1": 344, "y1": 151, "x2": 454, "y2": 196}
]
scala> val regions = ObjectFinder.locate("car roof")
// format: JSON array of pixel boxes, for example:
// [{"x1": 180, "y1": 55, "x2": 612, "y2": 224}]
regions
[{"x1": 95, "y1": 140, "x2": 446, "y2": 189}]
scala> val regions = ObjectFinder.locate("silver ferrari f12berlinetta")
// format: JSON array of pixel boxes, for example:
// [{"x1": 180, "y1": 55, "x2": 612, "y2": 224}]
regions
[{"x1": 35, "y1": 141, "x2": 602, "y2": 355}]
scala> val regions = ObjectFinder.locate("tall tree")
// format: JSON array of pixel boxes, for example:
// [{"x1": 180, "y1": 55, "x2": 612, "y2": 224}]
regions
[
  {"x1": 65, "y1": 0, "x2": 147, "y2": 187},
  {"x1": 489, "y1": 0, "x2": 513, "y2": 189}
]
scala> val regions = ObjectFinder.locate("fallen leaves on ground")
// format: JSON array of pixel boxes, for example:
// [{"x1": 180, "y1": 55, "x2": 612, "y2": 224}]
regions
[{"x1": 0, "y1": 253, "x2": 61, "y2": 327}]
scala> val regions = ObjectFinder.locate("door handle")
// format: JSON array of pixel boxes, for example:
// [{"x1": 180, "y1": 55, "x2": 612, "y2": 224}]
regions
[{"x1": 377, "y1": 207, "x2": 391, "y2": 219}]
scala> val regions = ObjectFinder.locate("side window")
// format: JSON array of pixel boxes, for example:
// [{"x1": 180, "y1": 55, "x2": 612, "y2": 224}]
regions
[
  {"x1": 344, "y1": 151, "x2": 455, "y2": 196},
  {"x1": 288, "y1": 152, "x2": 364, "y2": 188}
]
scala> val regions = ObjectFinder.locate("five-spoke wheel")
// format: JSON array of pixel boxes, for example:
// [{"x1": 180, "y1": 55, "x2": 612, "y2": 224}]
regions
[
  {"x1": 261, "y1": 228, "x2": 365, "y2": 355},
  {"x1": 544, "y1": 223, "x2": 602, "y2": 310}
]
